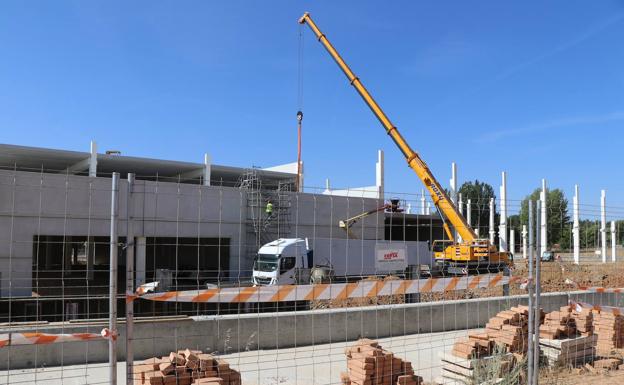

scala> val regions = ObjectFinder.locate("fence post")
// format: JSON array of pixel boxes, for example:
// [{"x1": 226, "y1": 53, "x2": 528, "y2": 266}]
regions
[
  {"x1": 125, "y1": 173, "x2": 135, "y2": 385},
  {"x1": 109, "y1": 172, "x2": 120, "y2": 385},
  {"x1": 533, "y1": 199, "x2": 542, "y2": 385},
  {"x1": 527, "y1": 200, "x2": 534, "y2": 384}
]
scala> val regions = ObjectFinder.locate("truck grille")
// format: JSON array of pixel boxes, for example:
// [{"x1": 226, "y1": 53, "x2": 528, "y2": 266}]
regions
[{"x1": 255, "y1": 277, "x2": 273, "y2": 285}]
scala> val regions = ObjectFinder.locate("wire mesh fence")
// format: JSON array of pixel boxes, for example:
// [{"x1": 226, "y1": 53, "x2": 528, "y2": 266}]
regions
[{"x1": 1, "y1": 164, "x2": 624, "y2": 385}]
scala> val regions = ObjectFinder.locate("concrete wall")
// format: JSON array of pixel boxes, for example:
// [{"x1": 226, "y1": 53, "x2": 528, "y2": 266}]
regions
[
  {"x1": 1, "y1": 290, "x2": 620, "y2": 370},
  {"x1": 0, "y1": 170, "x2": 384, "y2": 296}
]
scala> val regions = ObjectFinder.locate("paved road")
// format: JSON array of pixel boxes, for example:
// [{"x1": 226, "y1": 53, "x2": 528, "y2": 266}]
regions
[{"x1": 0, "y1": 329, "x2": 474, "y2": 385}]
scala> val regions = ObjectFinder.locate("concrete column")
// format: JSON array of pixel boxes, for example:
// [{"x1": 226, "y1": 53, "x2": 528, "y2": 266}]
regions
[
  {"x1": 425, "y1": 202, "x2": 431, "y2": 216},
  {"x1": 611, "y1": 221, "x2": 617, "y2": 263},
  {"x1": 420, "y1": 189, "x2": 426, "y2": 215},
  {"x1": 450, "y1": 163, "x2": 458, "y2": 242},
  {"x1": 203, "y1": 153, "x2": 211, "y2": 187},
  {"x1": 573, "y1": 184, "x2": 580, "y2": 265},
  {"x1": 457, "y1": 193, "x2": 463, "y2": 243},
  {"x1": 89, "y1": 140, "x2": 97, "y2": 178},
  {"x1": 499, "y1": 172, "x2": 508, "y2": 252},
  {"x1": 510, "y1": 228, "x2": 515, "y2": 255},
  {"x1": 522, "y1": 225, "x2": 527, "y2": 259},
  {"x1": 136, "y1": 237, "x2": 146, "y2": 286},
  {"x1": 406, "y1": 203, "x2": 412, "y2": 214},
  {"x1": 466, "y1": 199, "x2": 472, "y2": 228},
  {"x1": 376, "y1": 150, "x2": 384, "y2": 199},
  {"x1": 601, "y1": 190, "x2": 607, "y2": 263},
  {"x1": 449, "y1": 162, "x2": 457, "y2": 206},
  {"x1": 489, "y1": 198, "x2": 495, "y2": 244},
  {"x1": 540, "y1": 179, "x2": 547, "y2": 258}
]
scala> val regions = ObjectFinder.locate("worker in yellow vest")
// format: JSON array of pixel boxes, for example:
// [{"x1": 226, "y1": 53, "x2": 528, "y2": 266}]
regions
[{"x1": 266, "y1": 200, "x2": 274, "y2": 219}]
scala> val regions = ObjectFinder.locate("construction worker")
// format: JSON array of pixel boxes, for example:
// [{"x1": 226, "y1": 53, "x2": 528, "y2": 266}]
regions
[{"x1": 266, "y1": 200, "x2": 274, "y2": 218}]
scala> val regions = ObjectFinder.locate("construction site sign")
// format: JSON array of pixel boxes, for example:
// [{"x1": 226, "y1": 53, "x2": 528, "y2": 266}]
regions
[{"x1": 374, "y1": 243, "x2": 408, "y2": 271}]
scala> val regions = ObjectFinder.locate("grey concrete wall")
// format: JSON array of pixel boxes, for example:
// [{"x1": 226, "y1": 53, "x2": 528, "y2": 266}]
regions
[
  {"x1": 1, "y1": 290, "x2": 617, "y2": 370},
  {"x1": 0, "y1": 170, "x2": 384, "y2": 296}
]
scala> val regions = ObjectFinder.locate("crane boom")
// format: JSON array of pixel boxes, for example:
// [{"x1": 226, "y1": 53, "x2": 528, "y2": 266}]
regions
[{"x1": 299, "y1": 12, "x2": 477, "y2": 243}]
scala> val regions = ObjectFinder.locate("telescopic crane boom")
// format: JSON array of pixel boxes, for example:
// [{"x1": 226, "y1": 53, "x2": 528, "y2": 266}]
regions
[{"x1": 299, "y1": 12, "x2": 511, "y2": 274}]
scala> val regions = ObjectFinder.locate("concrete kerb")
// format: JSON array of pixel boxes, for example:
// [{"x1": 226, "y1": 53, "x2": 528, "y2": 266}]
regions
[{"x1": 0, "y1": 290, "x2": 615, "y2": 370}]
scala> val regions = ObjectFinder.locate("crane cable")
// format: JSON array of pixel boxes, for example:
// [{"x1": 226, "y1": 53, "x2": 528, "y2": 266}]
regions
[{"x1": 296, "y1": 23, "x2": 304, "y2": 191}]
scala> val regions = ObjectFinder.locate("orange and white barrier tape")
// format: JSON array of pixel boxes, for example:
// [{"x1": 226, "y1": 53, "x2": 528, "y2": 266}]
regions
[
  {"x1": 565, "y1": 279, "x2": 624, "y2": 294},
  {"x1": 569, "y1": 300, "x2": 623, "y2": 316},
  {"x1": 133, "y1": 274, "x2": 520, "y2": 303},
  {"x1": 0, "y1": 329, "x2": 111, "y2": 348}
]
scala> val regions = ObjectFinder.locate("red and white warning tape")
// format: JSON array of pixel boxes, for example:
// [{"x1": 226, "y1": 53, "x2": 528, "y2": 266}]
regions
[
  {"x1": 130, "y1": 274, "x2": 520, "y2": 303},
  {"x1": 565, "y1": 279, "x2": 624, "y2": 294},
  {"x1": 0, "y1": 328, "x2": 115, "y2": 348}
]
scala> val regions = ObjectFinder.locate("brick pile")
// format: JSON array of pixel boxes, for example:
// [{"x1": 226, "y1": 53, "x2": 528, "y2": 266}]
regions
[
  {"x1": 341, "y1": 338, "x2": 423, "y2": 385},
  {"x1": 593, "y1": 311, "x2": 624, "y2": 356},
  {"x1": 133, "y1": 349, "x2": 241, "y2": 385},
  {"x1": 482, "y1": 306, "x2": 539, "y2": 354},
  {"x1": 570, "y1": 306, "x2": 593, "y2": 337},
  {"x1": 539, "y1": 307, "x2": 577, "y2": 340},
  {"x1": 450, "y1": 333, "x2": 492, "y2": 359}
]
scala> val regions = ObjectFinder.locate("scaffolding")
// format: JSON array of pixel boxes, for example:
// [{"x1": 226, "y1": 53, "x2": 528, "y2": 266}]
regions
[{"x1": 238, "y1": 169, "x2": 293, "y2": 255}]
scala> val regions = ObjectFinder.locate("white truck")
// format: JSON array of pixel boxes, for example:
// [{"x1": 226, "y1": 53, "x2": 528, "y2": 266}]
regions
[{"x1": 251, "y1": 238, "x2": 432, "y2": 286}]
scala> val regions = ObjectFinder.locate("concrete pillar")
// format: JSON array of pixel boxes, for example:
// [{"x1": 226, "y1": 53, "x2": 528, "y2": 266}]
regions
[
  {"x1": 89, "y1": 140, "x2": 97, "y2": 177},
  {"x1": 499, "y1": 172, "x2": 508, "y2": 252},
  {"x1": 573, "y1": 184, "x2": 580, "y2": 264},
  {"x1": 450, "y1": 162, "x2": 458, "y2": 242},
  {"x1": 203, "y1": 153, "x2": 211, "y2": 187},
  {"x1": 540, "y1": 179, "x2": 547, "y2": 258},
  {"x1": 611, "y1": 220, "x2": 617, "y2": 263},
  {"x1": 136, "y1": 236, "x2": 146, "y2": 286},
  {"x1": 466, "y1": 199, "x2": 472, "y2": 227},
  {"x1": 420, "y1": 189, "x2": 426, "y2": 215},
  {"x1": 522, "y1": 225, "x2": 527, "y2": 259},
  {"x1": 457, "y1": 193, "x2": 463, "y2": 243},
  {"x1": 489, "y1": 198, "x2": 495, "y2": 244},
  {"x1": 425, "y1": 202, "x2": 431, "y2": 216},
  {"x1": 601, "y1": 189, "x2": 607, "y2": 263},
  {"x1": 510, "y1": 228, "x2": 515, "y2": 255},
  {"x1": 376, "y1": 150, "x2": 384, "y2": 199},
  {"x1": 449, "y1": 162, "x2": 457, "y2": 206},
  {"x1": 406, "y1": 203, "x2": 412, "y2": 214}
]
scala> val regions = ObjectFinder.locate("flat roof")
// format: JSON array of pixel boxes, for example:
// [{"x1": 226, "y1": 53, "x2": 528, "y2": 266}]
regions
[{"x1": 0, "y1": 143, "x2": 295, "y2": 186}]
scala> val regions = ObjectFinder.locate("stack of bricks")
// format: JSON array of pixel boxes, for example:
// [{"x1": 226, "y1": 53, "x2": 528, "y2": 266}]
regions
[
  {"x1": 451, "y1": 334, "x2": 492, "y2": 359},
  {"x1": 593, "y1": 311, "x2": 624, "y2": 356},
  {"x1": 132, "y1": 349, "x2": 241, "y2": 385},
  {"x1": 341, "y1": 338, "x2": 423, "y2": 385},
  {"x1": 570, "y1": 306, "x2": 593, "y2": 337},
  {"x1": 539, "y1": 307, "x2": 577, "y2": 340},
  {"x1": 483, "y1": 306, "x2": 535, "y2": 354}
]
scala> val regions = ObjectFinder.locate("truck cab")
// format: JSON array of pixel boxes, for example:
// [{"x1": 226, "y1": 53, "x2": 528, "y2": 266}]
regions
[{"x1": 252, "y1": 238, "x2": 313, "y2": 286}]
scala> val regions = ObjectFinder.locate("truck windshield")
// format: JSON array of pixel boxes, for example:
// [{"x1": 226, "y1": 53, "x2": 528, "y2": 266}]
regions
[{"x1": 254, "y1": 254, "x2": 279, "y2": 272}]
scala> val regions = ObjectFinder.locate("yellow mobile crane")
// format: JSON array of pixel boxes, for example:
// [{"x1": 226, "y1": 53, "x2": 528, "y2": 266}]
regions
[{"x1": 299, "y1": 13, "x2": 512, "y2": 275}]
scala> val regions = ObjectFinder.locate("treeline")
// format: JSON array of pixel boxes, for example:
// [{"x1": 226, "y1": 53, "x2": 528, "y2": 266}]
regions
[{"x1": 457, "y1": 181, "x2": 623, "y2": 251}]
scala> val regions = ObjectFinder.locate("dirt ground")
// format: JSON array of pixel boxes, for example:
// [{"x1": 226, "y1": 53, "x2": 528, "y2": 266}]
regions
[
  {"x1": 311, "y1": 262, "x2": 624, "y2": 309},
  {"x1": 539, "y1": 367, "x2": 624, "y2": 385}
]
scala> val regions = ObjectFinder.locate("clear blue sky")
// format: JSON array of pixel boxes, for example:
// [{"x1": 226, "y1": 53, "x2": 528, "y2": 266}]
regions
[{"x1": 1, "y1": 1, "x2": 623, "y2": 216}]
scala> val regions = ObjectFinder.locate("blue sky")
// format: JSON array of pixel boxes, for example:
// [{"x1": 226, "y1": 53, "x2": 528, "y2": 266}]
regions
[{"x1": 1, "y1": 1, "x2": 623, "y2": 217}]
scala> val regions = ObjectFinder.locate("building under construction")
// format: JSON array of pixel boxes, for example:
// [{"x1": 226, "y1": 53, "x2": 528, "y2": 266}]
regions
[{"x1": 0, "y1": 142, "x2": 443, "y2": 322}]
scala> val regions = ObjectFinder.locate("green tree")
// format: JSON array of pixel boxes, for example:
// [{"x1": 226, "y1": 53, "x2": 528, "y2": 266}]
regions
[
  {"x1": 458, "y1": 180, "x2": 497, "y2": 237},
  {"x1": 519, "y1": 188, "x2": 570, "y2": 249}
]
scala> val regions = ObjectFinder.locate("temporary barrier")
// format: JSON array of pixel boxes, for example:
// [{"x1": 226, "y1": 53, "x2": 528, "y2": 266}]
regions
[{"x1": 132, "y1": 274, "x2": 520, "y2": 303}]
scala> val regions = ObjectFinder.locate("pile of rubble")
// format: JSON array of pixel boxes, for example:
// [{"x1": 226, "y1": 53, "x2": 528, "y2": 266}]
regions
[
  {"x1": 133, "y1": 349, "x2": 241, "y2": 385},
  {"x1": 341, "y1": 338, "x2": 423, "y2": 385}
]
